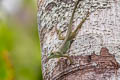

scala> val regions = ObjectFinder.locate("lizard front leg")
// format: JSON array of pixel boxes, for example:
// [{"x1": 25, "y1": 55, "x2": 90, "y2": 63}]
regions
[
  {"x1": 62, "y1": 54, "x2": 73, "y2": 64},
  {"x1": 47, "y1": 52, "x2": 73, "y2": 64}
]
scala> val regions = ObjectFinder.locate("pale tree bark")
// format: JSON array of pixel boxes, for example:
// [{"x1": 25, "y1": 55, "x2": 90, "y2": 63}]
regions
[{"x1": 37, "y1": 0, "x2": 120, "y2": 80}]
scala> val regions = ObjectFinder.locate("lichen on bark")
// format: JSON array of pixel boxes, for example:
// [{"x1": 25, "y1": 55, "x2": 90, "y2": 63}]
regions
[{"x1": 38, "y1": 0, "x2": 120, "y2": 80}]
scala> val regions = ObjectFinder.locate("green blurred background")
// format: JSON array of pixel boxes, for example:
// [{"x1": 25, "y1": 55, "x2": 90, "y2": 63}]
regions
[{"x1": 0, "y1": 0, "x2": 43, "y2": 80}]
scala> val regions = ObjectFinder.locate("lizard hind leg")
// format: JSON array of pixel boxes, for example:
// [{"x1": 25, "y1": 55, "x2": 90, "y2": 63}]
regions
[
  {"x1": 69, "y1": 11, "x2": 90, "y2": 40},
  {"x1": 55, "y1": 26, "x2": 65, "y2": 40}
]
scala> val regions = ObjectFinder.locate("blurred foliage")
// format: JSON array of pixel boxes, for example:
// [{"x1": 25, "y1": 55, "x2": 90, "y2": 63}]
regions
[
  {"x1": 0, "y1": 22, "x2": 14, "y2": 51},
  {"x1": 0, "y1": 21, "x2": 14, "y2": 80},
  {"x1": 0, "y1": 0, "x2": 43, "y2": 80}
]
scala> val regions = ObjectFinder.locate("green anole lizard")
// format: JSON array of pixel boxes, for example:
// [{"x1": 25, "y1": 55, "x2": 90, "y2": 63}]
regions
[{"x1": 47, "y1": 0, "x2": 90, "y2": 64}]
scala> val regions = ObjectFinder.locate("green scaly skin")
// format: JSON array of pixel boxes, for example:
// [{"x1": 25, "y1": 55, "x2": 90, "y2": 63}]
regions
[{"x1": 47, "y1": 0, "x2": 90, "y2": 64}]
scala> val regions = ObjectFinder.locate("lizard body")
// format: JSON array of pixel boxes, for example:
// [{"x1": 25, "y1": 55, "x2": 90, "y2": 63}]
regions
[
  {"x1": 58, "y1": 0, "x2": 80, "y2": 53},
  {"x1": 47, "y1": 0, "x2": 90, "y2": 64}
]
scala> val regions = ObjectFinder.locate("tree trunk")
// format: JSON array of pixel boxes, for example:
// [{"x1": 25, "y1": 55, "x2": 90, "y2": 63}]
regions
[{"x1": 37, "y1": 0, "x2": 120, "y2": 80}]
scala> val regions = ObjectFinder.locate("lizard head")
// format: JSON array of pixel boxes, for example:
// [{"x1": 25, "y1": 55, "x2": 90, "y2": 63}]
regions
[{"x1": 46, "y1": 52, "x2": 60, "y2": 62}]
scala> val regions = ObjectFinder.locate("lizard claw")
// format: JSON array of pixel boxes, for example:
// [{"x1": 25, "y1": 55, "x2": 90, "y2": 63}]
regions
[{"x1": 62, "y1": 54, "x2": 73, "y2": 65}]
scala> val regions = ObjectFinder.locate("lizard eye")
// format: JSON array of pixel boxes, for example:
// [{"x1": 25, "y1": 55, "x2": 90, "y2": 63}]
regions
[{"x1": 50, "y1": 52, "x2": 54, "y2": 55}]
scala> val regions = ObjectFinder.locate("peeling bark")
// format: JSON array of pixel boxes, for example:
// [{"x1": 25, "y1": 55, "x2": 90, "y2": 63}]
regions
[{"x1": 37, "y1": 0, "x2": 120, "y2": 80}]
